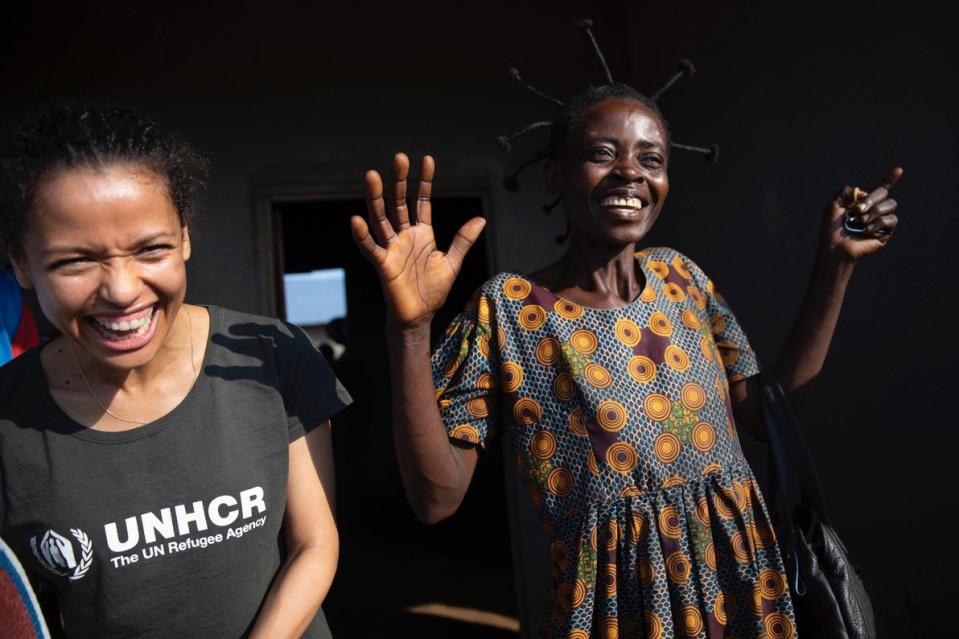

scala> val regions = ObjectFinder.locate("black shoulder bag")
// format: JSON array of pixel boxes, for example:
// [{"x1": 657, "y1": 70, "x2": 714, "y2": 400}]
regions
[{"x1": 758, "y1": 367, "x2": 877, "y2": 638}]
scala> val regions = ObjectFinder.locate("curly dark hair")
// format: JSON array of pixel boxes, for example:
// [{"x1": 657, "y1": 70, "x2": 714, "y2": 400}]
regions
[
  {"x1": 0, "y1": 102, "x2": 209, "y2": 262},
  {"x1": 548, "y1": 83, "x2": 671, "y2": 160}
]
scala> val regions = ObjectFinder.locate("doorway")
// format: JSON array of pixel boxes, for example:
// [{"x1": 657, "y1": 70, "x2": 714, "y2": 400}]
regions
[{"x1": 271, "y1": 193, "x2": 518, "y2": 637}]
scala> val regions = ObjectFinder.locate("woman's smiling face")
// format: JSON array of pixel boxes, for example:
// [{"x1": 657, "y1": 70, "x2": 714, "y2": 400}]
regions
[
  {"x1": 549, "y1": 97, "x2": 670, "y2": 245},
  {"x1": 12, "y1": 163, "x2": 191, "y2": 371}
]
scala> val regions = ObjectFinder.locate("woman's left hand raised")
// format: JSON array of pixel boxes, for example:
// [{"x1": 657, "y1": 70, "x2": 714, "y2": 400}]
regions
[{"x1": 822, "y1": 166, "x2": 902, "y2": 261}]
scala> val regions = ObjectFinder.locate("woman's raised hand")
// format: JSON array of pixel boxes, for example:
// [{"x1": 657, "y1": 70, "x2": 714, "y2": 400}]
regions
[
  {"x1": 823, "y1": 166, "x2": 902, "y2": 261},
  {"x1": 351, "y1": 153, "x2": 486, "y2": 329}
]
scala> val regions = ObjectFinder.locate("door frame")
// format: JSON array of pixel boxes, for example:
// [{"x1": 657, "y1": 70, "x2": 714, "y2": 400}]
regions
[
  {"x1": 250, "y1": 172, "x2": 546, "y2": 637},
  {"x1": 251, "y1": 175, "x2": 499, "y2": 317}
]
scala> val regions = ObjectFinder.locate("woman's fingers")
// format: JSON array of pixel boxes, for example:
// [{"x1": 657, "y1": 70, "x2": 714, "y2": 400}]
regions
[
  {"x1": 364, "y1": 170, "x2": 396, "y2": 245},
  {"x1": 866, "y1": 213, "x2": 898, "y2": 240},
  {"x1": 415, "y1": 155, "x2": 435, "y2": 226},
  {"x1": 878, "y1": 166, "x2": 904, "y2": 190},
  {"x1": 854, "y1": 166, "x2": 904, "y2": 213},
  {"x1": 860, "y1": 198, "x2": 897, "y2": 225},
  {"x1": 350, "y1": 215, "x2": 387, "y2": 265},
  {"x1": 445, "y1": 217, "x2": 487, "y2": 273},
  {"x1": 390, "y1": 153, "x2": 411, "y2": 230}
]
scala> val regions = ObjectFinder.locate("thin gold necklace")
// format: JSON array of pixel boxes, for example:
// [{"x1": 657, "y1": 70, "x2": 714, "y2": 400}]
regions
[{"x1": 68, "y1": 307, "x2": 197, "y2": 426}]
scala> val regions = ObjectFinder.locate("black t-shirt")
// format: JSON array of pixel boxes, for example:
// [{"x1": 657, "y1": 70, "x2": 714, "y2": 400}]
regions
[{"x1": 0, "y1": 306, "x2": 352, "y2": 638}]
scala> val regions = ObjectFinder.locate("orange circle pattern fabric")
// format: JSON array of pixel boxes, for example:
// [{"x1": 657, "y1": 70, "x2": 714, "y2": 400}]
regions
[{"x1": 432, "y1": 247, "x2": 795, "y2": 638}]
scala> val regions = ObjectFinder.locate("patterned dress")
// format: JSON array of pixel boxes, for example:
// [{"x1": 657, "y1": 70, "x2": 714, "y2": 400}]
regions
[{"x1": 432, "y1": 247, "x2": 797, "y2": 639}]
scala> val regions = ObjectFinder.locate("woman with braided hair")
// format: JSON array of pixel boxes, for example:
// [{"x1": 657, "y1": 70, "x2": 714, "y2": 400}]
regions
[{"x1": 352, "y1": 20, "x2": 900, "y2": 638}]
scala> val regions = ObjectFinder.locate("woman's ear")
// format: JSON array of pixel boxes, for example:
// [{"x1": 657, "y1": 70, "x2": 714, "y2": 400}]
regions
[
  {"x1": 181, "y1": 225, "x2": 191, "y2": 262},
  {"x1": 9, "y1": 257, "x2": 33, "y2": 290}
]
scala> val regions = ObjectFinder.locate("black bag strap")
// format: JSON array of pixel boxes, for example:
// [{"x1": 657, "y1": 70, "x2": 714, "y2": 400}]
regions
[
  {"x1": 758, "y1": 367, "x2": 834, "y2": 597},
  {"x1": 758, "y1": 367, "x2": 830, "y2": 522},
  {"x1": 759, "y1": 368, "x2": 800, "y2": 570},
  {"x1": 759, "y1": 371, "x2": 795, "y2": 528}
]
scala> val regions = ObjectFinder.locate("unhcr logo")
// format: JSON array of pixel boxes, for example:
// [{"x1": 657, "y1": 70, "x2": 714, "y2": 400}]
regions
[
  {"x1": 30, "y1": 528, "x2": 93, "y2": 581},
  {"x1": 102, "y1": 486, "x2": 267, "y2": 553}
]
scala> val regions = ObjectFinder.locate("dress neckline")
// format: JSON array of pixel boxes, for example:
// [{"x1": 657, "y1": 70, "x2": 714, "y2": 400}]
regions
[{"x1": 512, "y1": 252, "x2": 655, "y2": 313}]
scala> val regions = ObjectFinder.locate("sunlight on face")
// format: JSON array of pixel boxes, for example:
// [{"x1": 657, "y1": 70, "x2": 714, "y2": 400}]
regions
[
  {"x1": 13, "y1": 164, "x2": 191, "y2": 371},
  {"x1": 553, "y1": 98, "x2": 670, "y2": 245}
]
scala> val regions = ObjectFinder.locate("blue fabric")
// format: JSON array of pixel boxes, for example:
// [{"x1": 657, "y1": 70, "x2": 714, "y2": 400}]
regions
[{"x1": 0, "y1": 272, "x2": 23, "y2": 364}]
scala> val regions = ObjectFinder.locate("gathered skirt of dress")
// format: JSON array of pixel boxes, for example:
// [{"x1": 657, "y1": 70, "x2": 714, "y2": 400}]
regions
[{"x1": 432, "y1": 248, "x2": 797, "y2": 638}]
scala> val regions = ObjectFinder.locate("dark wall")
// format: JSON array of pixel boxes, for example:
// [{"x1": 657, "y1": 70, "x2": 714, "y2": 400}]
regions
[
  {"x1": 3, "y1": 1, "x2": 634, "y2": 307},
  {"x1": 3, "y1": 1, "x2": 955, "y2": 635},
  {"x1": 621, "y1": 4, "x2": 957, "y2": 636}
]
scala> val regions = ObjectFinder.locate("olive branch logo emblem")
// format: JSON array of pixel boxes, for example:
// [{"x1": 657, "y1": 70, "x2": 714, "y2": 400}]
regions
[
  {"x1": 69, "y1": 529, "x2": 93, "y2": 581},
  {"x1": 30, "y1": 528, "x2": 94, "y2": 581}
]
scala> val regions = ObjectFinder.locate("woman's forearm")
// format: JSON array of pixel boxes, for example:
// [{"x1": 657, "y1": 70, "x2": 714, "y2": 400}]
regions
[
  {"x1": 731, "y1": 251, "x2": 856, "y2": 441},
  {"x1": 387, "y1": 323, "x2": 477, "y2": 524},
  {"x1": 775, "y1": 249, "x2": 856, "y2": 394},
  {"x1": 250, "y1": 425, "x2": 339, "y2": 638},
  {"x1": 248, "y1": 540, "x2": 338, "y2": 639},
  {"x1": 774, "y1": 169, "x2": 901, "y2": 392}
]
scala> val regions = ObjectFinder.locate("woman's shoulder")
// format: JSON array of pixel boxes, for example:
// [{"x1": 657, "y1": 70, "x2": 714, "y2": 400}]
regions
[
  {"x1": 0, "y1": 346, "x2": 41, "y2": 395},
  {"x1": 637, "y1": 246, "x2": 712, "y2": 287},
  {"x1": 449, "y1": 273, "x2": 528, "y2": 315},
  {"x1": 474, "y1": 272, "x2": 525, "y2": 297},
  {"x1": 203, "y1": 306, "x2": 322, "y2": 378},
  {"x1": 208, "y1": 306, "x2": 307, "y2": 343},
  {"x1": 473, "y1": 271, "x2": 568, "y2": 313},
  {"x1": 0, "y1": 348, "x2": 46, "y2": 429},
  {"x1": 636, "y1": 245, "x2": 696, "y2": 267}
]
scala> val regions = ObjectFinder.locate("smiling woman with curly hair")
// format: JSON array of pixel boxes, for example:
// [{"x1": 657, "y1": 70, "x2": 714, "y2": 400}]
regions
[{"x1": 0, "y1": 103, "x2": 351, "y2": 638}]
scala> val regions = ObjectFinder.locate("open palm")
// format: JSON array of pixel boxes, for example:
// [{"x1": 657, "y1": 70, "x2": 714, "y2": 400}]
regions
[{"x1": 351, "y1": 154, "x2": 486, "y2": 328}]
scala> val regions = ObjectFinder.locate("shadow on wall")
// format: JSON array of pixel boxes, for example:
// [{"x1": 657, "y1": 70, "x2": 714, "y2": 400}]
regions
[{"x1": 0, "y1": 1, "x2": 955, "y2": 636}]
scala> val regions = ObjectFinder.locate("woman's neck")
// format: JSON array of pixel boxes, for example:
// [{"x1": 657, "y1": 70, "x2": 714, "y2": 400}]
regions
[
  {"x1": 41, "y1": 305, "x2": 207, "y2": 431},
  {"x1": 533, "y1": 233, "x2": 645, "y2": 308},
  {"x1": 83, "y1": 307, "x2": 194, "y2": 391}
]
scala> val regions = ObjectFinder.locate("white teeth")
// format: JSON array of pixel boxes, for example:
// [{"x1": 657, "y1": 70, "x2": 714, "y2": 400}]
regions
[
  {"x1": 601, "y1": 196, "x2": 646, "y2": 209},
  {"x1": 91, "y1": 307, "x2": 154, "y2": 340}
]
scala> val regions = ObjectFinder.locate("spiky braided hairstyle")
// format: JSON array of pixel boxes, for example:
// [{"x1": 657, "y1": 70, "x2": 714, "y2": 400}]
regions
[{"x1": 497, "y1": 19, "x2": 718, "y2": 231}]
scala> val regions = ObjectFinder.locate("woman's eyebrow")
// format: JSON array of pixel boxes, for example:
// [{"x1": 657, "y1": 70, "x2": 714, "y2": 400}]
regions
[
  {"x1": 43, "y1": 231, "x2": 177, "y2": 255},
  {"x1": 131, "y1": 231, "x2": 178, "y2": 247},
  {"x1": 637, "y1": 139, "x2": 664, "y2": 150},
  {"x1": 585, "y1": 135, "x2": 663, "y2": 150},
  {"x1": 585, "y1": 135, "x2": 619, "y2": 145}
]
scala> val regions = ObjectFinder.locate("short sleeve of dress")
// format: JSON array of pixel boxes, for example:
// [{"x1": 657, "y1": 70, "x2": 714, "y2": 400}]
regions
[
  {"x1": 680, "y1": 253, "x2": 760, "y2": 382},
  {"x1": 431, "y1": 290, "x2": 500, "y2": 448},
  {"x1": 274, "y1": 320, "x2": 353, "y2": 442}
]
